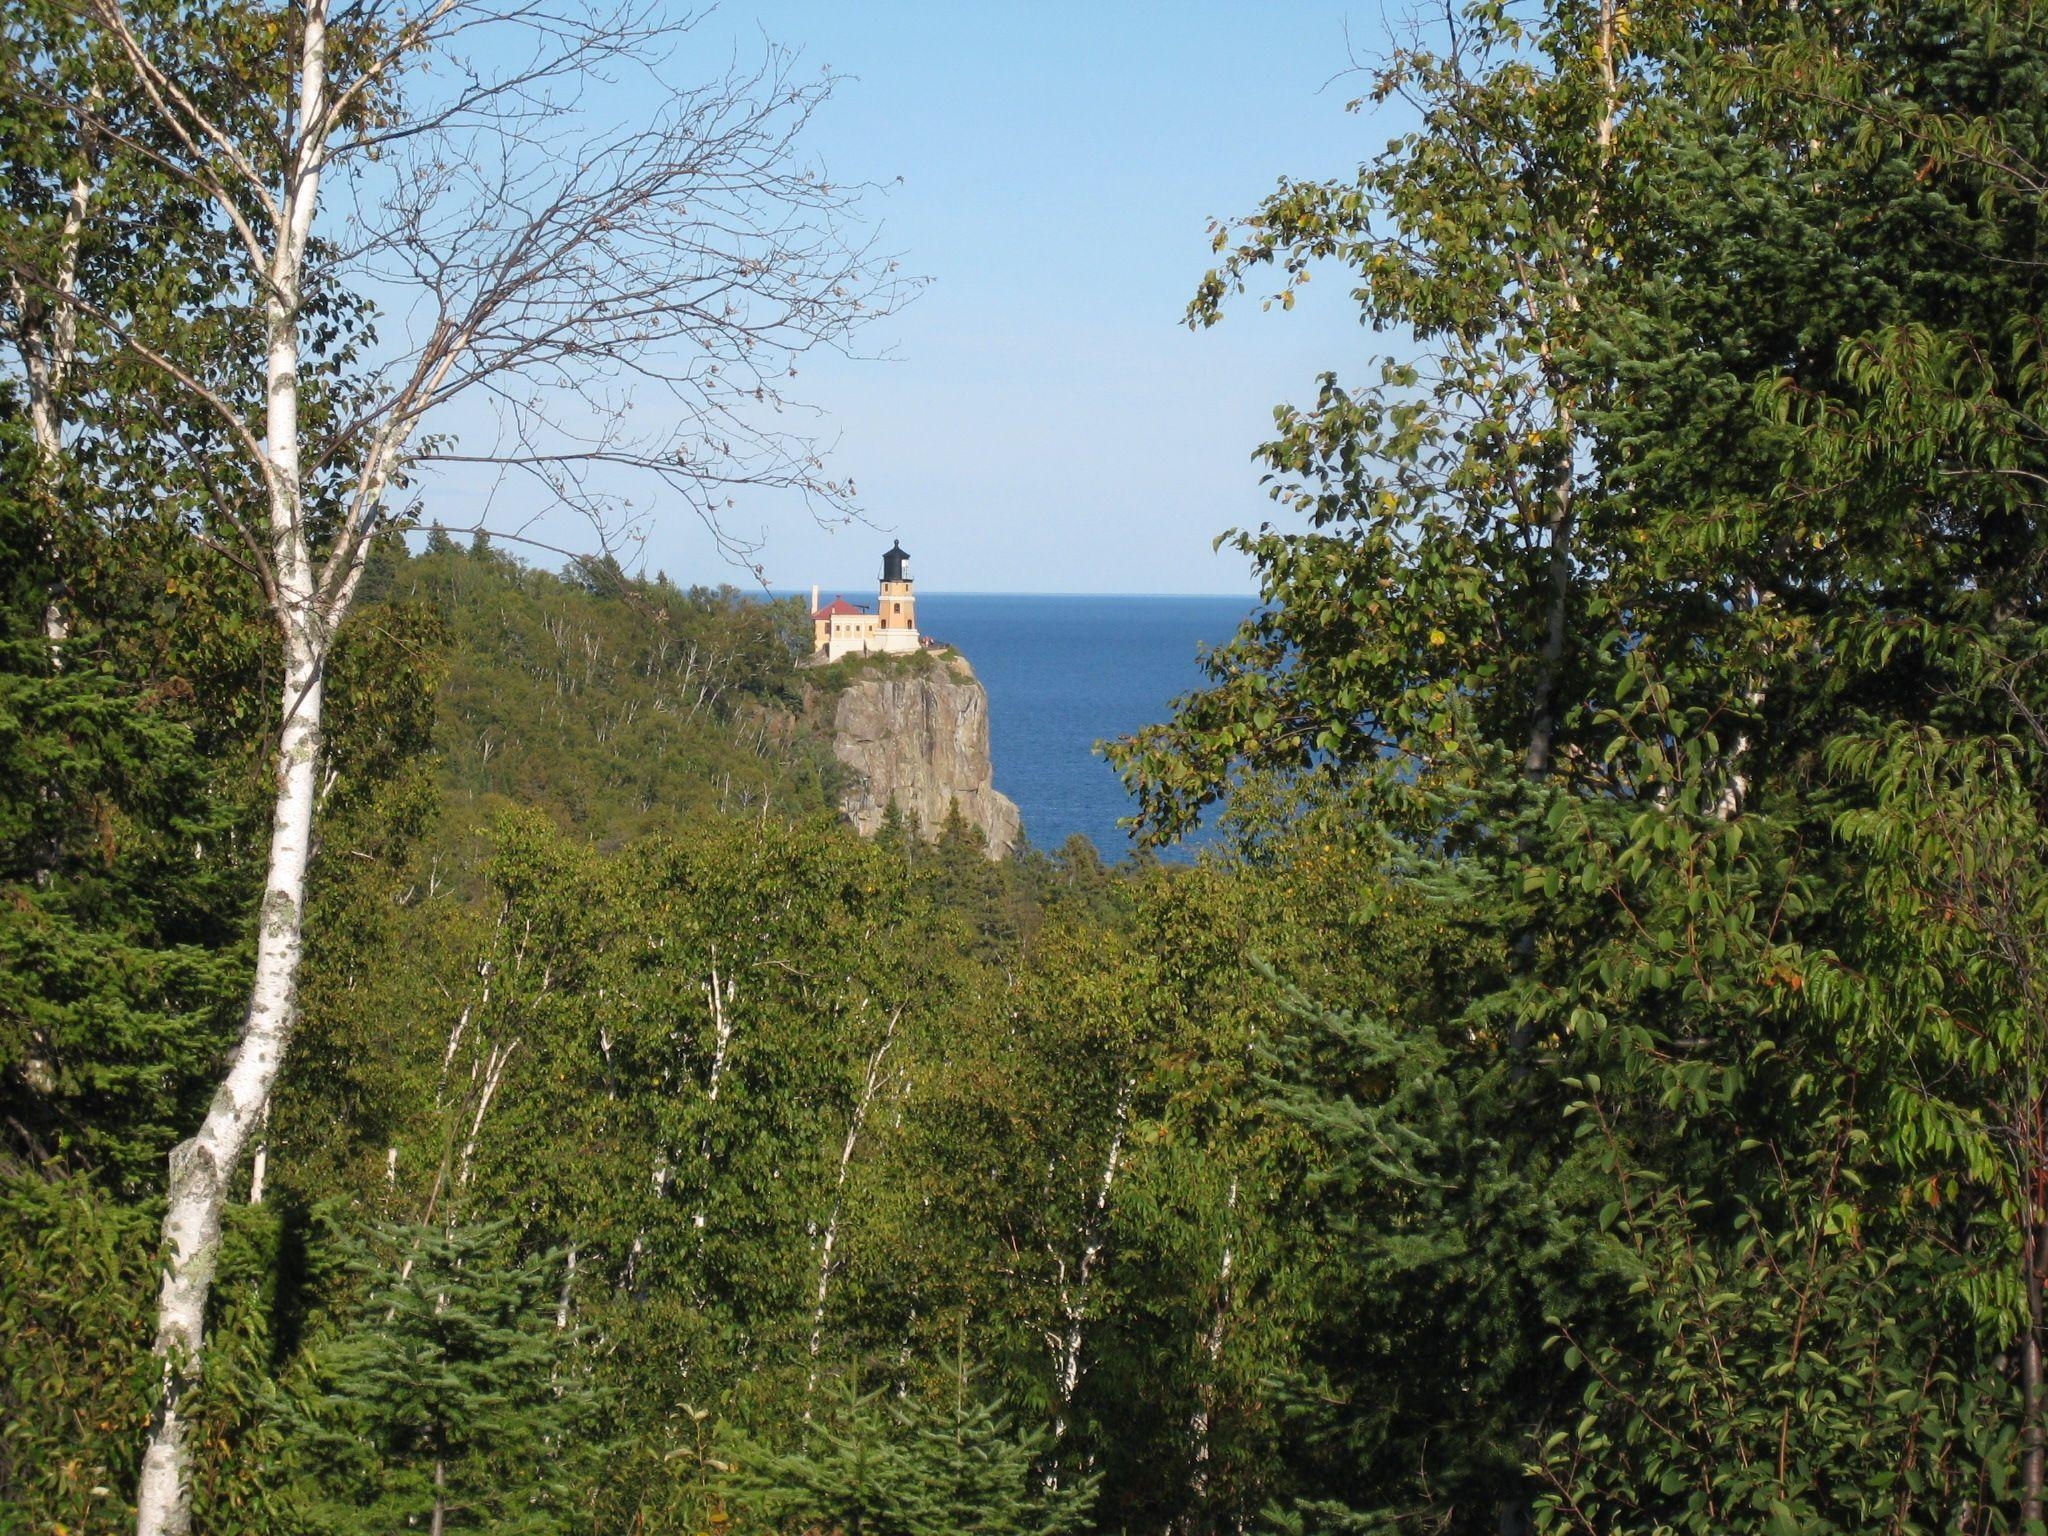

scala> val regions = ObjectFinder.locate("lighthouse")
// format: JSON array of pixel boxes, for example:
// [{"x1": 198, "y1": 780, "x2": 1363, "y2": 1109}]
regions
[
  {"x1": 810, "y1": 541, "x2": 925, "y2": 661},
  {"x1": 878, "y1": 541, "x2": 915, "y2": 637}
]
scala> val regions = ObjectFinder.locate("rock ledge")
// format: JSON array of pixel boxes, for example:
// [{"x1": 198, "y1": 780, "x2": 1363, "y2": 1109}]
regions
[{"x1": 824, "y1": 651, "x2": 1021, "y2": 859}]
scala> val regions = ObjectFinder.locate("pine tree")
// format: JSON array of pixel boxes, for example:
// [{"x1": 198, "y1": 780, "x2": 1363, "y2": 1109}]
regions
[
  {"x1": 289, "y1": 1220, "x2": 595, "y2": 1536},
  {"x1": 0, "y1": 413, "x2": 254, "y2": 1190},
  {"x1": 719, "y1": 1369, "x2": 1096, "y2": 1536}
]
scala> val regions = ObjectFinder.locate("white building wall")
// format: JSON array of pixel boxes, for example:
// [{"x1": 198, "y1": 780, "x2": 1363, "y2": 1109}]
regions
[{"x1": 820, "y1": 620, "x2": 921, "y2": 662}]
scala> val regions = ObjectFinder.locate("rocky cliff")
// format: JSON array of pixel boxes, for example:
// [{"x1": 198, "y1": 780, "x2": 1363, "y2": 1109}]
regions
[{"x1": 825, "y1": 652, "x2": 1022, "y2": 859}]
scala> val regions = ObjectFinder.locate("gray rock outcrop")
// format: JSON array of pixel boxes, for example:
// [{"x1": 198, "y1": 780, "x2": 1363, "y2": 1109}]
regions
[{"x1": 828, "y1": 652, "x2": 1021, "y2": 859}]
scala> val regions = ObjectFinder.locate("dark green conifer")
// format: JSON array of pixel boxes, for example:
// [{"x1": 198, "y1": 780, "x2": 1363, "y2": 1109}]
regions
[
  {"x1": 720, "y1": 1371, "x2": 1096, "y2": 1536},
  {"x1": 290, "y1": 1220, "x2": 596, "y2": 1536}
]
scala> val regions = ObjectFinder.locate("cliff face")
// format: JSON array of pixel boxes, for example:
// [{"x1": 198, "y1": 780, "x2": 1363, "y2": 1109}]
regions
[{"x1": 828, "y1": 653, "x2": 1022, "y2": 859}]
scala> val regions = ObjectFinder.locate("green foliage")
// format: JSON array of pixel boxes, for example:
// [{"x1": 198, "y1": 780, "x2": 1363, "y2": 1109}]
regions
[
  {"x1": 0, "y1": 641, "x2": 251, "y2": 1184},
  {"x1": 1104, "y1": 0, "x2": 2048, "y2": 1529},
  {"x1": 719, "y1": 1372, "x2": 1097, "y2": 1536},
  {"x1": 0, "y1": 414, "x2": 256, "y2": 1188},
  {"x1": 0, "y1": 1171, "x2": 155, "y2": 1536},
  {"x1": 266, "y1": 775, "x2": 1400, "y2": 1536},
  {"x1": 186, "y1": 1203, "x2": 310, "y2": 1536},
  {"x1": 807, "y1": 645, "x2": 961, "y2": 696},
  {"x1": 1533, "y1": 1116, "x2": 2015, "y2": 1535},
  {"x1": 288, "y1": 1219, "x2": 595, "y2": 1536},
  {"x1": 1821, "y1": 711, "x2": 2048, "y2": 1333},
  {"x1": 383, "y1": 538, "x2": 838, "y2": 863}
]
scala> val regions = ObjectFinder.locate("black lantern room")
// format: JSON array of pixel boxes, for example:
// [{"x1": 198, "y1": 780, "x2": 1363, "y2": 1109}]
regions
[{"x1": 882, "y1": 541, "x2": 910, "y2": 582}]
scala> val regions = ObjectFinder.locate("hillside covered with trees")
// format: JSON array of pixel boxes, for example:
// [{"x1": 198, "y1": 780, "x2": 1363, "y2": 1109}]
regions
[{"x1": 9, "y1": 0, "x2": 2048, "y2": 1534}]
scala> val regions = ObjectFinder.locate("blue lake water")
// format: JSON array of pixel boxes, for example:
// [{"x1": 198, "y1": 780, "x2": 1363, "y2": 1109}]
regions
[{"x1": 908, "y1": 593, "x2": 1253, "y2": 858}]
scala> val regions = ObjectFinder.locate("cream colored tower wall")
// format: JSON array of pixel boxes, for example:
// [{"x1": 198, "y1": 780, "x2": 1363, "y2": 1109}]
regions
[{"x1": 877, "y1": 577, "x2": 915, "y2": 632}]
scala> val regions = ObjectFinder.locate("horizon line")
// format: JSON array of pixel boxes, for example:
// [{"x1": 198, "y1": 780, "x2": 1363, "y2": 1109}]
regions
[{"x1": 772, "y1": 588, "x2": 1257, "y2": 599}]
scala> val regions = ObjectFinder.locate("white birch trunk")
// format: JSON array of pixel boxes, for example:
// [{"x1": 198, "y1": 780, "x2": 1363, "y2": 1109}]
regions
[
  {"x1": 808, "y1": 1007, "x2": 899, "y2": 1398},
  {"x1": 1715, "y1": 604, "x2": 1769, "y2": 821},
  {"x1": 1714, "y1": 737, "x2": 1752, "y2": 821},
  {"x1": 10, "y1": 142, "x2": 93, "y2": 1095},
  {"x1": 1048, "y1": 1076, "x2": 1133, "y2": 1459},
  {"x1": 693, "y1": 954, "x2": 734, "y2": 1235},
  {"x1": 15, "y1": 145, "x2": 91, "y2": 651},
  {"x1": 22, "y1": 162, "x2": 87, "y2": 460},
  {"x1": 135, "y1": 633, "x2": 324, "y2": 1536},
  {"x1": 555, "y1": 1245, "x2": 577, "y2": 1330},
  {"x1": 246, "y1": 1101, "x2": 271, "y2": 1206},
  {"x1": 135, "y1": 11, "x2": 331, "y2": 1529},
  {"x1": 1184, "y1": 1175, "x2": 1239, "y2": 1515},
  {"x1": 456, "y1": 1039, "x2": 518, "y2": 1189}
]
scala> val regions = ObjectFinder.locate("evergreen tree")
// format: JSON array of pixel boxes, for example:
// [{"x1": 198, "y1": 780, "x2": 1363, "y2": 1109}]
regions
[
  {"x1": 0, "y1": 409, "x2": 254, "y2": 1189},
  {"x1": 290, "y1": 1219, "x2": 595, "y2": 1536},
  {"x1": 720, "y1": 1370, "x2": 1096, "y2": 1536}
]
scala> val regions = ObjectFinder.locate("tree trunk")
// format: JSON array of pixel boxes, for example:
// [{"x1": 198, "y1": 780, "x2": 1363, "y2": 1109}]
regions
[
  {"x1": 1050, "y1": 1077, "x2": 1133, "y2": 1461},
  {"x1": 1521, "y1": 0, "x2": 1611, "y2": 781},
  {"x1": 15, "y1": 145, "x2": 92, "y2": 652},
  {"x1": 430, "y1": 1457, "x2": 447, "y2": 1536},
  {"x1": 135, "y1": 639, "x2": 324, "y2": 1536},
  {"x1": 10, "y1": 141, "x2": 93, "y2": 1100},
  {"x1": 1509, "y1": 393, "x2": 1577, "y2": 1059},
  {"x1": 1182, "y1": 1175, "x2": 1238, "y2": 1532},
  {"x1": 809, "y1": 1008, "x2": 900, "y2": 1402},
  {"x1": 136, "y1": 17, "x2": 329, "y2": 1509},
  {"x1": 1522, "y1": 400, "x2": 1575, "y2": 780},
  {"x1": 556, "y1": 1244, "x2": 577, "y2": 1329},
  {"x1": 247, "y1": 1100, "x2": 270, "y2": 1205},
  {"x1": 693, "y1": 952, "x2": 734, "y2": 1238},
  {"x1": 2023, "y1": 1221, "x2": 2045, "y2": 1530}
]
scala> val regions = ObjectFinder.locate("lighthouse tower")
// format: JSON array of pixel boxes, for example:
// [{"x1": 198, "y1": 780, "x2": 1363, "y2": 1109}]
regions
[{"x1": 878, "y1": 541, "x2": 916, "y2": 639}]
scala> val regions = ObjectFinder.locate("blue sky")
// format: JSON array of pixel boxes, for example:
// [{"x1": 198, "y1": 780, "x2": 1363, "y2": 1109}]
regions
[{"x1": 420, "y1": 3, "x2": 1413, "y2": 594}]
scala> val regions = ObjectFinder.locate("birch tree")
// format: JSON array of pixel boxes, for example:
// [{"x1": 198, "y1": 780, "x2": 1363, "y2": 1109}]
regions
[
  {"x1": 4, "y1": 4, "x2": 901, "y2": 1530},
  {"x1": 0, "y1": 0, "x2": 99, "y2": 648}
]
